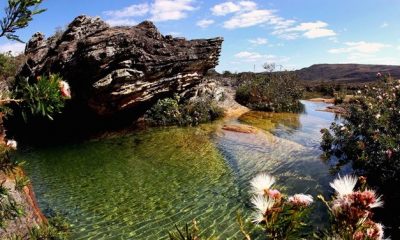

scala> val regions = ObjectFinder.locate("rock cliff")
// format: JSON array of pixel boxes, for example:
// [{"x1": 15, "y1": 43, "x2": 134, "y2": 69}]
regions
[{"x1": 19, "y1": 15, "x2": 223, "y2": 116}]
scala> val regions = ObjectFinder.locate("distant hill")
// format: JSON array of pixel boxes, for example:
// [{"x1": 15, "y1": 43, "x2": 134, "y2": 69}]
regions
[{"x1": 295, "y1": 64, "x2": 400, "y2": 83}]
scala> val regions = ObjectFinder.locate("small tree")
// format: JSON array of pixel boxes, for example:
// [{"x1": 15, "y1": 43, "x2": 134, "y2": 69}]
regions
[{"x1": 0, "y1": 0, "x2": 46, "y2": 42}]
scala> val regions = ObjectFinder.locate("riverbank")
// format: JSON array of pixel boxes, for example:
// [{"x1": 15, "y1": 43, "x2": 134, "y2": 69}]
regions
[{"x1": 0, "y1": 168, "x2": 47, "y2": 238}]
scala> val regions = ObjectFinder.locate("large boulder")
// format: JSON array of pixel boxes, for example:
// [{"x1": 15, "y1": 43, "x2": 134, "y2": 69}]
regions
[{"x1": 19, "y1": 15, "x2": 223, "y2": 116}]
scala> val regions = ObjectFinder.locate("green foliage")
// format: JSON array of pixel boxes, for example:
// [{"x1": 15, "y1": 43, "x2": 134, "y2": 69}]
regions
[
  {"x1": 236, "y1": 66, "x2": 304, "y2": 113},
  {"x1": 28, "y1": 224, "x2": 69, "y2": 240},
  {"x1": 0, "y1": 144, "x2": 17, "y2": 174},
  {"x1": 333, "y1": 90, "x2": 346, "y2": 105},
  {"x1": 14, "y1": 174, "x2": 29, "y2": 191},
  {"x1": 321, "y1": 75, "x2": 400, "y2": 189},
  {"x1": 15, "y1": 74, "x2": 67, "y2": 121},
  {"x1": 0, "y1": 181, "x2": 25, "y2": 229},
  {"x1": 0, "y1": 52, "x2": 25, "y2": 82},
  {"x1": 321, "y1": 75, "x2": 400, "y2": 233},
  {"x1": 0, "y1": 0, "x2": 46, "y2": 42},
  {"x1": 144, "y1": 95, "x2": 224, "y2": 127}
]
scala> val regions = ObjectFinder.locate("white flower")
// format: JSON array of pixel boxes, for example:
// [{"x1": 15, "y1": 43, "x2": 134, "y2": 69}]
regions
[
  {"x1": 288, "y1": 194, "x2": 314, "y2": 207},
  {"x1": 366, "y1": 189, "x2": 384, "y2": 208},
  {"x1": 6, "y1": 139, "x2": 17, "y2": 150},
  {"x1": 250, "y1": 173, "x2": 275, "y2": 195},
  {"x1": 329, "y1": 175, "x2": 357, "y2": 197},
  {"x1": 251, "y1": 212, "x2": 265, "y2": 224},
  {"x1": 376, "y1": 114, "x2": 381, "y2": 119},
  {"x1": 59, "y1": 81, "x2": 71, "y2": 99},
  {"x1": 357, "y1": 90, "x2": 362, "y2": 94},
  {"x1": 251, "y1": 195, "x2": 275, "y2": 218}
]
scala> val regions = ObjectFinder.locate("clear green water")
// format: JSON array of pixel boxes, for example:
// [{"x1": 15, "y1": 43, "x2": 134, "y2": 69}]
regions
[{"x1": 21, "y1": 101, "x2": 337, "y2": 239}]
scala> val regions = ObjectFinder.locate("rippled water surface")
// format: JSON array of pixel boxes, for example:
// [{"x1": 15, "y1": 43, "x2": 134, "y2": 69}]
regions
[{"x1": 21, "y1": 101, "x2": 337, "y2": 239}]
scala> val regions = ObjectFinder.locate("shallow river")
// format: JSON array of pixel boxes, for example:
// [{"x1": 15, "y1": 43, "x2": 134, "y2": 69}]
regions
[{"x1": 21, "y1": 101, "x2": 338, "y2": 239}]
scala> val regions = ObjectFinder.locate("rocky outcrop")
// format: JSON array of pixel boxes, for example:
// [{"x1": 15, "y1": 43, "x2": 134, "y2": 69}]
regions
[
  {"x1": 0, "y1": 169, "x2": 47, "y2": 238},
  {"x1": 19, "y1": 15, "x2": 223, "y2": 116}
]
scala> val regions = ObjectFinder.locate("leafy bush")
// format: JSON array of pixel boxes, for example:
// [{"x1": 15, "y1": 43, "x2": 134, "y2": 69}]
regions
[
  {"x1": 0, "y1": 52, "x2": 25, "y2": 84},
  {"x1": 236, "y1": 66, "x2": 304, "y2": 113},
  {"x1": 14, "y1": 74, "x2": 71, "y2": 121},
  {"x1": 321, "y1": 75, "x2": 400, "y2": 190},
  {"x1": 144, "y1": 95, "x2": 224, "y2": 127},
  {"x1": 321, "y1": 74, "x2": 400, "y2": 234}
]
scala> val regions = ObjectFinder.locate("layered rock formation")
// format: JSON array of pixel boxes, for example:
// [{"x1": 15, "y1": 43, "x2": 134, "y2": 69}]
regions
[{"x1": 19, "y1": 15, "x2": 223, "y2": 115}]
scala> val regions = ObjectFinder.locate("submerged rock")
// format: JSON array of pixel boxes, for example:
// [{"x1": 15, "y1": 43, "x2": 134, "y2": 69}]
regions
[{"x1": 19, "y1": 15, "x2": 223, "y2": 116}]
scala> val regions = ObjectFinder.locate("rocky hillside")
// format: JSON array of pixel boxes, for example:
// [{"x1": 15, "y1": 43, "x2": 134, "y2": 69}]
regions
[
  {"x1": 19, "y1": 15, "x2": 223, "y2": 116},
  {"x1": 295, "y1": 64, "x2": 400, "y2": 83}
]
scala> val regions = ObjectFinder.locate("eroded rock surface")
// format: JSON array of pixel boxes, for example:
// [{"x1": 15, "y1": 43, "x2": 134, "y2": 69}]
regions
[
  {"x1": 0, "y1": 169, "x2": 46, "y2": 239},
  {"x1": 20, "y1": 15, "x2": 223, "y2": 115}
]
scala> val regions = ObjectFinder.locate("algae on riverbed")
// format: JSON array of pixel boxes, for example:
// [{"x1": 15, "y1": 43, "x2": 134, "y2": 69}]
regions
[
  {"x1": 21, "y1": 126, "x2": 242, "y2": 239},
  {"x1": 238, "y1": 111, "x2": 301, "y2": 132}
]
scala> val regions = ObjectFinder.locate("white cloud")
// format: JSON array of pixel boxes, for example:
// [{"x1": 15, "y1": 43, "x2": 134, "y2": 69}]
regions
[
  {"x1": 104, "y1": 3, "x2": 149, "y2": 18},
  {"x1": 380, "y1": 22, "x2": 389, "y2": 28},
  {"x1": 106, "y1": 18, "x2": 137, "y2": 26},
  {"x1": 273, "y1": 21, "x2": 336, "y2": 39},
  {"x1": 212, "y1": 2, "x2": 335, "y2": 39},
  {"x1": 303, "y1": 28, "x2": 336, "y2": 39},
  {"x1": 329, "y1": 41, "x2": 390, "y2": 54},
  {"x1": 0, "y1": 42, "x2": 25, "y2": 55},
  {"x1": 150, "y1": 0, "x2": 196, "y2": 22},
  {"x1": 211, "y1": 2, "x2": 240, "y2": 16},
  {"x1": 103, "y1": 0, "x2": 196, "y2": 25},
  {"x1": 196, "y1": 19, "x2": 214, "y2": 28},
  {"x1": 223, "y1": 9, "x2": 275, "y2": 29},
  {"x1": 211, "y1": 1, "x2": 257, "y2": 16},
  {"x1": 249, "y1": 38, "x2": 268, "y2": 45},
  {"x1": 234, "y1": 51, "x2": 289, "y2": 63}
]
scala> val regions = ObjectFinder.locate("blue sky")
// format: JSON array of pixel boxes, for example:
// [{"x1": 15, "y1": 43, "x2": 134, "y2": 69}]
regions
[{"x1": 1, "y1": 0, "x2": 400, "y2": 72}]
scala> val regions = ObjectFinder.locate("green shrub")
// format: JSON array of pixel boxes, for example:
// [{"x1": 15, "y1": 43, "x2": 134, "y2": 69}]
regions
[
  {"x1": 0, "y1": 52, "x2": 25, "y2": 84},
  {"x1": 321, "y1": 74, "x2": 400, "y2": 231},
  {"x1": 144, "y1": 95, "x2": 224, "y2": 127},
  {"x1": 321, "y1": 75, "x2": 400, "y2": 188},
  {"x1": 14, "y1": 74, "x2": 70, "y2": 121},
  {"x1": 235, "y1": 67, "x2": 304, "y2": 113}
]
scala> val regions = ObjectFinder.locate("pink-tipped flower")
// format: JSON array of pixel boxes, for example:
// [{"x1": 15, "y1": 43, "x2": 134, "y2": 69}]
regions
[
  {"x1": 59, "y1": 81, "x2": 71, "y2": 99},
  {"x1": 376, "y1": 72, "x2": 382, "y2": 78},
  {"x1": 267, "y1": 189, "x2": 281, "y2": 200},
  {"x1": 364, "y1": 220, "x2": 384, "y2": 240},
  {"x1": 331, "y1": 190, "x2": 383, "y2": 224},
  {"x1": 353, "y1": 230, "x2": 365, "y2": 240},
  {"x1": 288, "y1": 194, "x2": 314, "y2": 207},
  {"x1": 6, "y1": 139, "x2": 17, "y2": 150},
  {"x1": 360, "y1": 189, "x2": 383, "y2": 209}
]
